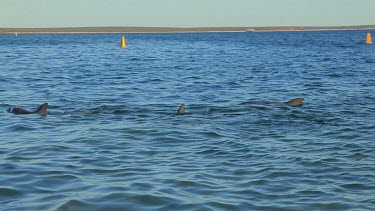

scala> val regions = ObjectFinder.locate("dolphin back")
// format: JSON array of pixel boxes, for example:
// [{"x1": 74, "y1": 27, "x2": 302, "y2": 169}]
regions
[
  {"x1": 34, "y1": 103, "x2": 48, "y2": 115},
  {"x1": 8, "y1": 107, "x2": 34, "y2": 114},
  {"x1": 177, "y1": 104, "x2": 186, "y2": 115},
  {"x1": 286, "y1": 98, "x2": 304, "y2": 106}
]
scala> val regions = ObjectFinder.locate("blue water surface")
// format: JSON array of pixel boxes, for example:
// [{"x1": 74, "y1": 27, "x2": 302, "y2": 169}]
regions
[{"x1": 0, "y1": 31, "x2": 374, "y2": 210}]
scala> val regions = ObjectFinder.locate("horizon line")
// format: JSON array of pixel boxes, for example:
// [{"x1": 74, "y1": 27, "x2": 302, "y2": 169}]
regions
[
  {"x1": 1, "y1": 24, "x2": 375, "y2": 29},
  {"x1": 1, "y1": 25, "x2": 375, "y2": 34}
]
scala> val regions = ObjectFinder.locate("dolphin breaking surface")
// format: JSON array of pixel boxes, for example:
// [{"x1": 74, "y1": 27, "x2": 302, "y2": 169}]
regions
[
  {"x1": 8, "y1": 103, "x2": 48, "y2": 115},
  {"x1": 6, "y1": 98, "x2": 303, "y2": 116},
  {"x1": 177, "y1": 98, "x2": 304, "y2": 115},
  {"x1": 241, "y1": 98, "x2": 304, "y2": 107}
]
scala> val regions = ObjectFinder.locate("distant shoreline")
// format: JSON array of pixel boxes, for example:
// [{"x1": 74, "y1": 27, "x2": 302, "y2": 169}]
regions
[{"x1": 1, "y1": 25, "x2": 375, "y2": 34}]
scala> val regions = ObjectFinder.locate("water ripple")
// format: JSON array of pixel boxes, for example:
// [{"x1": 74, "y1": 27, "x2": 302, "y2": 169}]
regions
[{"x1": 0, "y1": 32, "x2": 374, "y2": 210}]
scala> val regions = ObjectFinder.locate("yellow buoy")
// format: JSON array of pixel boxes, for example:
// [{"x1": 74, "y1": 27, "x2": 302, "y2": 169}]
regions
[
  {"x1": 366, "y1": 33, "x2": 373, "y2": 44},
  {"x1": 120, "y1": 36, "x2": 126, "y2": 48}
]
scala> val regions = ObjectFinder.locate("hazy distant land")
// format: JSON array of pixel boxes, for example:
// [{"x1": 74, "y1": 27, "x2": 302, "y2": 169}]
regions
[{"x1": 1, "y1": 25, "x2": 375, "y2": 34}]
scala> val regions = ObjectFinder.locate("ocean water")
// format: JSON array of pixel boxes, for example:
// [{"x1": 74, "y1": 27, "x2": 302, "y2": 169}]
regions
[{"x1": 0, "y1": 31, "x2": 374, "y2": 210}]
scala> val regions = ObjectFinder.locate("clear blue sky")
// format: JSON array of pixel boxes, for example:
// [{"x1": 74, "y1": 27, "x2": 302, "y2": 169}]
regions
[{"x1": 1, "y1": 0, "x2": 374, "y2": 28}]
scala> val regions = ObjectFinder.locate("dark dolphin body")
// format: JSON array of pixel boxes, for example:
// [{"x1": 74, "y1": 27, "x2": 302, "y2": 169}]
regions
[
  {"x1": 176, "y1": 98, "x2": 304, "y2": 115},
  {"x1": 8, "y1": 103, "x2": 48, "y2": 115},
  {"x1": 241, "y1": 98, "x2": 304, "y2": 107}
]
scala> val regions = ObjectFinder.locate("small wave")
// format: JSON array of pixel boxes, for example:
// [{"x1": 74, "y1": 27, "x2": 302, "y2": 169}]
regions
[
  {"x1": 207, "y1": 106, "x2": 249, "y2": 115},
  {"x1": 128, "y1": 183, "x2": 154, "y2": 192},
  {"x1": 0, "y1": 187, "x2": 22, "y2": 197},
  {"x1": 340, "y1": 183, "x2": 375, "y2": 191},
  {"x1": 195, "y1": 148, "x2": 225, "y2": 156},
  {"x1": 84, "y1": 168, "x2": 124, "y2": 174},
  {"x1": 263, "y1": 171, "x2": 301, "y2": 179},
  {"x1": 197, "y1": 202, "x2": 240, "y2": 210},
  {"x1": 347, "y1": 152, "x2": 368, "y2": 160},
  {"x1": 129, "y1": 194, "x2": 177, "y2": 207},
  {"x1": 198, "y1": 131, "x2": 224, "y2": 138},
  {"x1": 129, "y1": 57, "x2": 141, "y2": 61},
  {"x1": 68, "y1": 105, "x2": 127, "y2": 115},
  {"x1": 56, "y1": 199, "x2": 92, "y2": 211},
  {"x1": 42, "y1": 174, "x2": 80, "y2": 180},
  {"x1": 0, "y1": 76, "x2": 11, "y2": 82},
  {"x1": 7, "y1": 124, "x2": 36, "y2": 132}
]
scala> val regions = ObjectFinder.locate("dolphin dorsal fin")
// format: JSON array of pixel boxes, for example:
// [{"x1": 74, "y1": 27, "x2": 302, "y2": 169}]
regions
[
  {"x1": 34, "y1": 103, "x2": 48, "y2": 115},
  {"x1": 177, "y1": 103, "x2": 186, "y2": 115},
  {"x1": 286, "y1": 98, "x2": 304, "y2": 106}
]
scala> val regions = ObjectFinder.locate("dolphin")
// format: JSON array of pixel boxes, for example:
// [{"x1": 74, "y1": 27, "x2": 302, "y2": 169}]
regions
[
  {"x1": 177, "y1": 103, "x2": 186, "y2": 115},
  {"x1": 176, "y1": 98, "x2": 303, "y2": 115},
  {"x1": 8, "y1": 103, "x2": 48, "y2": 115},
  {"x1": 241, "y1": 98, "x2": 304, "y2": 106}
]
